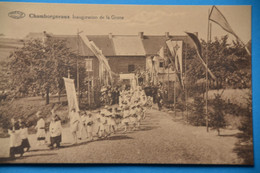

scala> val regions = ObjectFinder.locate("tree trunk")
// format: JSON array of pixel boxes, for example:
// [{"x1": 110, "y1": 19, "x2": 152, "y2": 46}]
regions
[
  {"x1": 46, "y1": 87, "x2": 50, "y2": 105},
  {"x1": 58, "y1": 89, "x2": 61, "y2": 103}
]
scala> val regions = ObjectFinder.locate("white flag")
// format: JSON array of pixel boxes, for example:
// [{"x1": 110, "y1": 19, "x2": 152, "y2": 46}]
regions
[
  {"x1": 166, "y1": 40, "x2": 184, "y2": 87},
  {"x1": 63, "y1": 77, "x2": 79, "y2": 112}
]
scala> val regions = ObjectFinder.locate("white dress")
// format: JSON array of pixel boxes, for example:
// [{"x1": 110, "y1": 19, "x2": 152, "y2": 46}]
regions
[{"x1": 36, "y1": 118, "x2": 46, "y2": 140}]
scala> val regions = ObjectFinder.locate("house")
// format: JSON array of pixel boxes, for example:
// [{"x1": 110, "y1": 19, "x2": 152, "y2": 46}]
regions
[
  {"x1": 4, "y1": 31, "x2": 195, "y2": 91},
  {"x1": 45, "y1": 32, "x2": 194, "y2": 87}
]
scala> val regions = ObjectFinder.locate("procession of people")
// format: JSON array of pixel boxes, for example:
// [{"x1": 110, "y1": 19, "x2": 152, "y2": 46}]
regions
[{"x1": 7, "y1": 85, "x2": 154, "y2": 159}]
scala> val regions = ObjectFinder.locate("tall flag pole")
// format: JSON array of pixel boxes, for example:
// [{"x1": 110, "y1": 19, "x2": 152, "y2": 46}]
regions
[
  {"x1": 209, "y1": 5, "x2": 251, "y2": 56},
  {"x1": 206, "y1": 9, "x2": 210, "y2": 133},
  {"x1": 77, "y1": 29, "x2": 82, "y2": 107},
  {"x1": 184, "y1": 39, "x2": 188, "y2": 119}
]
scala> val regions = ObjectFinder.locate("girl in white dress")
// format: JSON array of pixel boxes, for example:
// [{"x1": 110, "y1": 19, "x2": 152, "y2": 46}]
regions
[{"x1": 35, "y1": 111, "x2": 46, "y2": 145}]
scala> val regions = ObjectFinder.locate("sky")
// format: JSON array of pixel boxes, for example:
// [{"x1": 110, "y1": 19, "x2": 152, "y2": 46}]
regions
[{"x1": 0, "y1": 2, "x2": 251, "y2": 44}]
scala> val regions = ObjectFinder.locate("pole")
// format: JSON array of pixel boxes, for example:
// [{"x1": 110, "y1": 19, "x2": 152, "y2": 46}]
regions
[
  {"x1": 185, "y1": 40, "x2": 188, "y2": 119},
  {"x1": 174, "y1": 75, "x2": 176, "y2": 116},
  {"x1": 168, "y1": 66, "x2": 170, "y2": 101},
  {"x1": 236, "y1": 36, "x2": 251, "y2": 56},
  {"x1": 68, "y1": 69, "x2": 70, "y2": 78},
  {"x1": 88, "y1": 55, "x2": 91, "y2": 107},
  {"x1": 206, "y1": 9, "x2": 210, "y2": 132},
  {"x1": 77, "y1": 29, "x2": 80, "y2": 107}
]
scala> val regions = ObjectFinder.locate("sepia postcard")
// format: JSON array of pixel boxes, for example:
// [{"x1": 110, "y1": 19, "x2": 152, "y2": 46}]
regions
[{"x1": 0, "y1": 2, "x2": 253, "y2": 164}]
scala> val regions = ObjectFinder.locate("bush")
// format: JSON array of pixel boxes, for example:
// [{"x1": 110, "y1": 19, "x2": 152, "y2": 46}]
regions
[
  {"x1": 209, "y1": 94, "x2": 226, "y2": 135},
  {"x1": 187, "y1": 96, "x2": 206, "y2": 126},
  {"x1": 238, "y1": 94, "x2": 252, "y2": 140}
]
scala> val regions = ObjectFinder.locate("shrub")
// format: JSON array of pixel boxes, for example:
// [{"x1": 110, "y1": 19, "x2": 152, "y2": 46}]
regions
[
  {"x1": 238, "y1": 93, "x2": 252, "y2": 140},
  {"x1": 187, "y1": 96, "x2": 206, "y2": 126},
  {"x1": 209, "y1": 94, "x2": 226, "y2": 135}
]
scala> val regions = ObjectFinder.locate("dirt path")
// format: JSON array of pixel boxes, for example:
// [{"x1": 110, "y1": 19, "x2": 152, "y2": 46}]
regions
[{"x1": 0, "y1": 109, "x2": 242, "y2": 164}]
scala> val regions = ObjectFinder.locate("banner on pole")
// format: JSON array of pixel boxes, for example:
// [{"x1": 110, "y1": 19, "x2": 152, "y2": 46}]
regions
[
  {"x1": 166, "y1": 40, "x2": 184, "y2": 88},
  {"x1": 63, "y1": 77, "x2": 79, "y2": 112}
]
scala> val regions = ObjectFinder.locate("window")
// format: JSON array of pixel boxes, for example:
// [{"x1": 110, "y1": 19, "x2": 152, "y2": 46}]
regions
[
  {"x1": 159, "y1": 62, "x2": 164, "y2": 68},
  {"x1": 128, "y1": 64, "x2": 135, "y2": 73},
  {"x1": 85, "y1": 59, "x2": 93, "y2": 71}
]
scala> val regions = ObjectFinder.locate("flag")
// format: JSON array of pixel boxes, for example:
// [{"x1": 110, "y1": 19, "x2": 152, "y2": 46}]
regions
[
  {"x1": 166, "y1": 40, "x2": 184, "y2": 88},
  {"x1": 158, "y1": 47, "x2": 167, "y2": 61},
  {"x1": 185, "y1": 32, "x2": 216, "y2": 80},
  {"x1": 63, "y1": 77, "x2": 79, "y2": 112},
  {"x1": 209, "y1": 6, "x2": 238, "y2": 38},
  {"x1": 209, "y1": 6, "x2": 251, "y2": 56},
  {"x1": 79, "y1": 33, "x2": 113, "y2": 83}
]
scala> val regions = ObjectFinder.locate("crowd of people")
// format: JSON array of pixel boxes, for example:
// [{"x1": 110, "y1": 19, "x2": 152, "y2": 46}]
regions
[
  {"x1": 68, "y1": 86, "x2": 153, "y2": 144},
  {"x1": 7, "y1": 86, "x2": 153, "y2": 159}
]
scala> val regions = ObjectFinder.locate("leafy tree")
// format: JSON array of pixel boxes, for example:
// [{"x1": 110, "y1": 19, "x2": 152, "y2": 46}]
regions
[
  {"x1": 8, "y1": 37, "x2": 80, "y2": 104},
  {"x1": 185, "y1": 35, "x2": 251, "y2": 92}
]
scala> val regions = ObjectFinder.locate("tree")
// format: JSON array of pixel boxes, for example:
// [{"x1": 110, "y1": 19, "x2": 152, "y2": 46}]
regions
[
  {"x1": 186, "y1": 35, "x2": 251, "y2": 92},
  {"x1": 9, "y1": 37, "x2": 79, "y2": 104},
  {"x1": 187, "y1": 96, "x2": 206, "y2": 126},
  {"x1": 209, "y1": 94, "x2": 226, "y2": 135}
]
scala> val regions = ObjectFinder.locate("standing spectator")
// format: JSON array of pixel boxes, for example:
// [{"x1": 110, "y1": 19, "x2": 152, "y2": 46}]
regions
[
  {"x1": 35, "y1": 111, "x2": 46, "y2": 145},
  {"x1": 49, "y1": 114, "x2": 62, "y2": 149},
  {"x1": 157, "y1": 89, "x2": 163, "y2": 111},
  {"x1": 20, "y1": 121, "x2": 30, "y2": 152}
]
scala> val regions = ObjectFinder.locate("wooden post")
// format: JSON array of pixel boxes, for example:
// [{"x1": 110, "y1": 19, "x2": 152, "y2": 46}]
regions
[
  {"x1": 205, "y1": 9, "x2": 211, "y2": 132},
  {"x1": 185, "y1": 41, "x2": 188, "y2": 119},
  {"x1": 77, "y1": 29, "x2": 80, "y2": 108},
  {"x1": 174, "y1": 75, "x2": 176, "y2": 116}
]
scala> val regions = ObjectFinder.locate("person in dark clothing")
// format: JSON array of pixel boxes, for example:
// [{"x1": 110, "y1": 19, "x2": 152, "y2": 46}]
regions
[
  {"x1": 20, "y1": 122, "x2": 30, "y2": 152},
  {"x1": 157, "y1": 89, "x2": 163, "y2": 111}
]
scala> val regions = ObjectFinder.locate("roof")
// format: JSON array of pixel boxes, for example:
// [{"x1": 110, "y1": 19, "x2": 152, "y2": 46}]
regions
[
  {"x1": 0, "y1": 33, "x2": 195, "y2": 58},
  {"x1": 142, "y1": 36, "x2": 167, "y2": 55},
  {"x1": 112, "y1": 36, "x2": 146, "y2": 56},
  {"x1": 142, "y1": 35, "x2": 194, "y2": 55},
  {"x1": 51, "y1": 35, "x2": 115, "y2": 56}
]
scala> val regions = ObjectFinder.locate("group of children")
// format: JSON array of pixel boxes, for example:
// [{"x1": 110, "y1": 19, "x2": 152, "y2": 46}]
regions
[
  {"x1": 8, "y1": 87, "x2": 152, "y2": 159},
  {"x1": 69, "y1": 87, "x2": 152, "y2": 142},
  {"x1": 8, "y1": 110, "x2": 63, "y2": 159}
]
